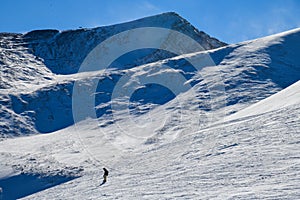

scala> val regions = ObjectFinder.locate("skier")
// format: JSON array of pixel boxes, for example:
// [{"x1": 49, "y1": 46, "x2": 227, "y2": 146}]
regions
[{"x1": 101, "y1": 168, "x2": 109, "y2": 185}]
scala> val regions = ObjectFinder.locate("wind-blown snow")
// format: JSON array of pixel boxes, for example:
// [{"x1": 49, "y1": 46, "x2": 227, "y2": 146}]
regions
[
  {"x1": 0, "y1": 13, "x2": 299, "y2": 199},
  {"x1": 226, "y1": 80, "x2": 300, "y2": 121}
]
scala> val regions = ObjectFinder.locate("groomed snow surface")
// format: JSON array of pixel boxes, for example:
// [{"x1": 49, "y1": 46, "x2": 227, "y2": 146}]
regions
[{"x1": 0, "y1": 13, "x2": 300, "y2": 199}]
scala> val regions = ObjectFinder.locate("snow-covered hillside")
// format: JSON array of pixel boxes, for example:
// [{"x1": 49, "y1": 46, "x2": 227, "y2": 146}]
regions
[
  {"x1": 0, "y1": 12, "x2": 299, "y2": 199},
  {"x1": 0, "y1": 12, "x2": 226, "y2": 136}
]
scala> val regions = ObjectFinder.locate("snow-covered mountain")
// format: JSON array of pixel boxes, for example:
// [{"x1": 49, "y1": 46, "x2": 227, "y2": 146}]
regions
[
  {"x1": 0, "y1": 12, "x2": 299, "y2": 199},
  {"x1": 0, "y1": 12, "x2": 226, "y2": 136}
]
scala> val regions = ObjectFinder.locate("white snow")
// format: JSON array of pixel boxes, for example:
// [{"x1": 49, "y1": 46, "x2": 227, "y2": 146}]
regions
[
  {"x1": 0, "y1": 13, "x2": 299, "y2": 199},
  {"x1": 226, "y1": 80, "x2": 300, "y2": 121}
]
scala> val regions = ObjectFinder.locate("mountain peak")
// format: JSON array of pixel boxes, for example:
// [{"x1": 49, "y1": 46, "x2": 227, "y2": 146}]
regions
[{"x1": 20, "y1": 12, "x2": 226, "y2": 75}]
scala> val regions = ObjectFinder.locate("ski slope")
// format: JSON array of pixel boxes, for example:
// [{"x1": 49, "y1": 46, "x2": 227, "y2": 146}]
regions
[
  {"x1": 226, "y1": 80, "x2": 300, "y2": 121},
  {"x1": 0, "y1": 82, "x2": 299, "y2": 199},
  {"x1": 0, "y1": 13, "x2": 300, "y2": 199}
]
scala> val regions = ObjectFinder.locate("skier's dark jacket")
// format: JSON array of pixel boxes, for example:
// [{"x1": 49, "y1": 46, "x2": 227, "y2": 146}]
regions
[{"x1": 103, "y1": 168, "x2": 109, "y2": 176}]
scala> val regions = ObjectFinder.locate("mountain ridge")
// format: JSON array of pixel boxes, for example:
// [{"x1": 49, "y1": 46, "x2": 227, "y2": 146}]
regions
[
  {"x1": 0, "y1": 26, "x2": 299, "y2": 136},
  {"x1": 22, "y1": 12, "x2": 226, "y2": 74}
]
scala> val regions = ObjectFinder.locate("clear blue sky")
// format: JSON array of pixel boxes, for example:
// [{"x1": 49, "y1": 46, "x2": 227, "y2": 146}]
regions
[{"x1": 1, "y1": 0, "x2": 300, "y2": 43}]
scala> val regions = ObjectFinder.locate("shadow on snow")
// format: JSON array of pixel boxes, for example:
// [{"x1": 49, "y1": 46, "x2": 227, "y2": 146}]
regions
[{"x1": 0, "y1": 173, "x2": 77, "y2": 200}]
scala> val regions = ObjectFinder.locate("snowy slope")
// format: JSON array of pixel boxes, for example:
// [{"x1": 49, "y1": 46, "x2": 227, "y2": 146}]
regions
[
  {"x1": 225, "y1": 80, "x2": 300, "y2": 121},
  {"x1": 0, "y1": 12, "x2": 226, "y2": 136},
  {"x1": 0, "y1": 81, "x2": 299, "y2": 199},
  {"x1": 0, "y1": 13, "x2": 300, "y2": 200},
  {"x1": 1, "y1": 27, "x2": 300, "y2": 136}
]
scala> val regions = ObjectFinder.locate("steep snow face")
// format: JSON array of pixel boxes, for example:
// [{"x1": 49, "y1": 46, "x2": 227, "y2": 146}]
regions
[
  {"x1": 87, "y1": 28, "x2": 300, "y2": 150},
  {"x1": 0, "y1": 12, "x2": 226, "y2": 135},
  {"x1": 225, "y1": 80, "x2": 300, "y2": 121},
  {"x1": 0, "y1": 33, "x2": 55, "y2": 136},
  {"x1": 209, "y1": 28, "x2": 300, "y2": 114},
  {"x1": 0, "y1": 33, "x2": 53, "y2": 90},
  {"x1": 1, "y1": 27, "x2": 300, "y2": 136},
  {"x1": 23, "y1": 12, "x2": 226, "y2": 75}
]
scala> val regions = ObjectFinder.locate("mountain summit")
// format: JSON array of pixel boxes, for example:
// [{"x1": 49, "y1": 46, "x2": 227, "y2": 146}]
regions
[{"x1": 22, "y1": 12, "x2": 226, "y2": 74}]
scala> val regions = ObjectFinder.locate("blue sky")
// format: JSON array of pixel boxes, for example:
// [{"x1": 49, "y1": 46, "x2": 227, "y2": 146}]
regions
[{"x1": 1, "y1": 0, "x2": 300, "y2": 43}]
